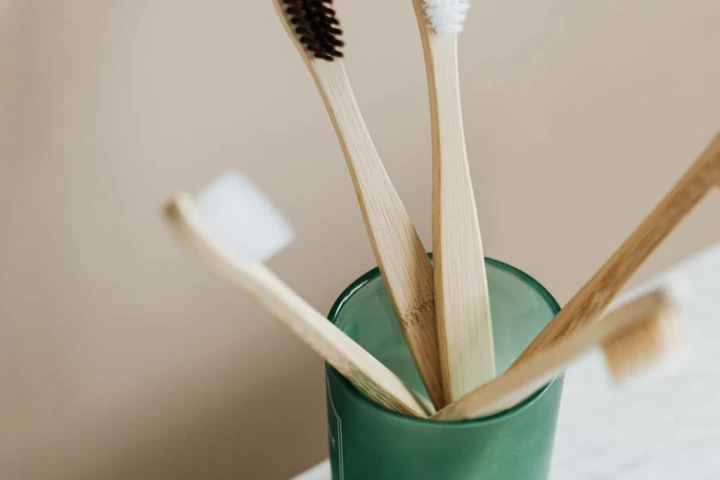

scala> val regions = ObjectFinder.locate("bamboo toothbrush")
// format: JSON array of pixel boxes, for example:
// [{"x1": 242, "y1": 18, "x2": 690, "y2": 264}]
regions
[
  {"x1": 511, "y1": 131, "x2": 720, "y2": 370},
  {"x1": 412, "y1": 0, "x2": 495, "y2": 403},
  {"x1": 271, "y1": 1, "x2": 444, "y2": 409},
  {"x1": 163, "y1": 172, "x2": 429, "y2": 418},
  {"x1": 433, "y1": 285, "x2": 686, "y2": 421}
]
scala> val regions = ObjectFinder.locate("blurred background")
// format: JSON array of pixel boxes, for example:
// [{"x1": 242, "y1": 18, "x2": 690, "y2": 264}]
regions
[{"x1": 1, "y1": 0, "x2": 718, "y2": 478}]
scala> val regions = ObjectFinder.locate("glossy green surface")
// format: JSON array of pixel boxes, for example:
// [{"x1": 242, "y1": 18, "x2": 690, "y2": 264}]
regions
[{"x1": 325, "y1": 258, "x2": 564, "y2": 479}]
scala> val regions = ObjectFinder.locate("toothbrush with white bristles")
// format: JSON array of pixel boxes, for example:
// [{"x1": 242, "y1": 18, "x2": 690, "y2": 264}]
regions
[
  {"x1": 271, "y1": 0, "x2": 444, "y2": 410},
  {"x1": 412, "y1": 0, "x2": 495, "y2": 403},
  {"x1": 163, "y1": 172, "x2": 430, "y2": 418}
]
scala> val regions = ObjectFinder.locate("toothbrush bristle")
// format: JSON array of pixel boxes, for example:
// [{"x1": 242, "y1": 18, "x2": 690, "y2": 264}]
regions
[
  {"x1": 603, "y1": 305, "x2": 686, "y2": 385},
  {"x1": 423, "y1": 0, "x2": 470, "y2": 35},
  {"x1": 194, "y1": 172, "x2": 296, "y2": 264},
  {"x1": 282, "y1": 0, "x2": 344, "y2": 61}
]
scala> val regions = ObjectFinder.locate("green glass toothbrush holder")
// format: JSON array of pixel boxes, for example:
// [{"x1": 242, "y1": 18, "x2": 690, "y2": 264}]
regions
[{"x1": 325, "y1": 257, "x2": 564, "y2": 480}]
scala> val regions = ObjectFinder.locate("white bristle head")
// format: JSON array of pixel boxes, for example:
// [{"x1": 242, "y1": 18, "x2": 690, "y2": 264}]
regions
[
  {"x1": 424, "y1": 0, "x2": 470, "y2": 35},
  {"x1": 194, "y1": 171, "x2": 295, "y2": 264},
  {"x1": 603, "y1": 306, "x2": 687, "y2": 385}
]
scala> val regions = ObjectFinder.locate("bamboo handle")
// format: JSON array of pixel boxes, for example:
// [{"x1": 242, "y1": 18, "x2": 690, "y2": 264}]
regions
[
  {"x1": 430, "y1": 36, "x2": 495, "y2": 403},
  {"x1": 433, "y1": 288, "x2": 676, "y2": 420},
  {"x1": 273, "y1": 0, "x2": 442, "y2": 409},
  {"x1": 412, "y1": 0, "x2": 495, "y2": 402},
  {"x1": 310, "y1": 60, "x2": 444, "y2": 410},
  {"x1": 164, "y1": 196, "x2": 430, "y2": 418},
  {"x1": 512, "y1": 131, "x2": 720, "y2": 368},
  {"x1": 241, "y1": 264, "x2": 430, "y2": 417}
]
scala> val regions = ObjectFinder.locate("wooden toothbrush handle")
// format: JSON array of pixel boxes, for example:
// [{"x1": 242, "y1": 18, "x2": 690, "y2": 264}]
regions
[
  {"x1": 310, "y1": 60, "x2": 444, "y2": 410},
  {"x1": 164, "y1": 197, "x2": 429, "y2": 418},
  {"x1": 240, "y1": 264, "x2": 430, "y2": 418},
  {"x1": 433, "y1": 288, "x2": 674, "y2": 420},
  {"x1": 512, "y1": 131, "x2": 720, "y2": 367},
  {"x1": 427, "y1": 34, "x2": 495, "y2": 403},
  {"x1": 412, "y1": 0, "x2": 495, "y2": 402}
]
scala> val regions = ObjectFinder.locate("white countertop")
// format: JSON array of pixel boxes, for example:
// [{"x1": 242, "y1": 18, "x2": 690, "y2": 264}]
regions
[{"x1": 293, "y1": 243, "x2": 720, "y2": 480}]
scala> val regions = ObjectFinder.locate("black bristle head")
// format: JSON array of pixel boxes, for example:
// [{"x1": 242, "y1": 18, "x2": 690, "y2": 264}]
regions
[{"x1": 282, "y1": 0, "x2": 344, "y2": 61}]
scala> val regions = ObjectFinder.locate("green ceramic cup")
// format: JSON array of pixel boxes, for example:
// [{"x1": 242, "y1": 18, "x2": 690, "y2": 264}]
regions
[{"x1": 325, "y1": 257, "x2": 563, "y2": 480}]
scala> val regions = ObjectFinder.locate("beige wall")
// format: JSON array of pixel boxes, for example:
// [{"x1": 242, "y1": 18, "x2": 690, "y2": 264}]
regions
[{"x1": 1, "y1": 1, "x2": 718, "y2": 478}]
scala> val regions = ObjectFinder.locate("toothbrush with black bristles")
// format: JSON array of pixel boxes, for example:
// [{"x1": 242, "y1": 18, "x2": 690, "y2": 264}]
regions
[
  {"x1": 412, "y1": 0, "x2": 496, "y2": 404},
  {"x1": 272, "y1": 0, "x2": 445, "y2": 409}
]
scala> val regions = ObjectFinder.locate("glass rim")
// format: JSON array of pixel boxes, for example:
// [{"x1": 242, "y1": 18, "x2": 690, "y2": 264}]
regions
[{"x1": 326, "y1": 255, "x2": 562, "y2": 428}]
